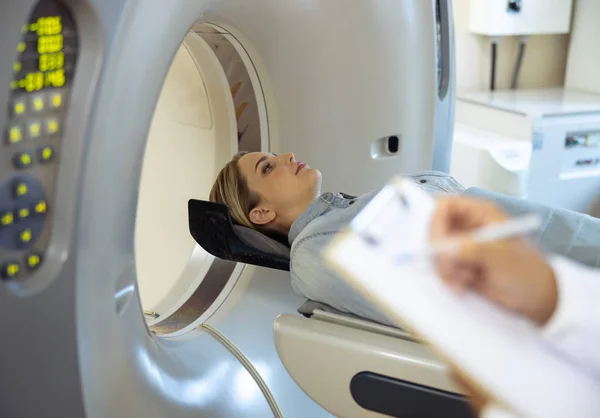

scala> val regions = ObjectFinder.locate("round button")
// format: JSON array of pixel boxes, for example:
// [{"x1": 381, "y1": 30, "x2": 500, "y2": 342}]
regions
[
  {"x1": 33, "y1": 200, "x2": 47, "y2": 215},
  {"x1": 28, "y1": 121, "x2": 42, "y2": 139},
  {"x1": 17, "y1": 228, "x2": 34, "y2": 247},
  {"x1": 6, "y1": 125, "x2": 23, "y2": 145},
  {"x1": 30, "y1": 94, "x2": 45, "y2": 113},
  {"x1": 0, "y1": 211, "x2": 15, "y2": 228},
  {"x1": 25, "y1": 252, "x2": 43, "y2": 271},
  {"x1": 49, "y1": 92, "x2": 63, "y2": 109},
  {"x1": 1, "y1": 261, "x2": 21, "y2": 280},
  {"x1": 13, "y1": 181, "x2": 29, "y2": 198},
  {"x1": 17, "y1": 207, "x2": 30, "y2": 220},
  {"x1": 13, "y1": 152, "x2": 33, "y2": 169},
  {"x1": 38, "y1": 145, "x2": 54, "y2": 163},
  {"x1": 12, "y1": 98, "x2": 26, "y2": 117},
  {"x1": 45, "y1": 118, "x2": 60, "y2": 135}
]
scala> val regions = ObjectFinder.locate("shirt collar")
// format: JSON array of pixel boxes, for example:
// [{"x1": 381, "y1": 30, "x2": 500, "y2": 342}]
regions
[{"x1": 288, "y1": 192, "x2": 351, "y2": 245}]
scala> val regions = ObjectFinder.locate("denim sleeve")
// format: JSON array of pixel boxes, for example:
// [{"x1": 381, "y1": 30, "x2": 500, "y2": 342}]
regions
[
  {"x1": 464, "y1": 187, "x2": 600, "y2": 268},
  {"x1": 290, "y1": 232, "x2": 394, "y2": 326},
  {"x1": 406, "y1": 171, "x2": 466, "y2": 194}
]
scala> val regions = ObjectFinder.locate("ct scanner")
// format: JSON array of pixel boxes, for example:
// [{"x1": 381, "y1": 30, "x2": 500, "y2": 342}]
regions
[{"x1": 0, "y1": 1, "x2": 469, "y2": 417}]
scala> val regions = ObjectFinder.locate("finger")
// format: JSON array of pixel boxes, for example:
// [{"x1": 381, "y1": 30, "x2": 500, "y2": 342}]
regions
[
  {"x1": 431, "y1": 196, "x2": 510, "y2": 241},
  {"x1": 436, "y1": 257, "x2": 465, "y2": 293},
  {"x1": 435, "y1": 256, "x2": 478, "y2": 293},
  {"x1": 430, "y1": 198, "x2": 453, "y2": 241}
]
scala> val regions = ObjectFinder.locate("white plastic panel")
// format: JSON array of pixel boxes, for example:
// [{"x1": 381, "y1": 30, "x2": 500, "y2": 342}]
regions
[
  {"x1": 274, "y1": 314, "x2": 460, "y2": 418},
  {"x1": 468, "y1": 0, "x2": 573, "y2": 36},
  {"x1": 450, "y1": 123, "x2": 530, "y2": 197},
  {"x1": 135, "y1": 30, "x2": 241, "y2": 321},
  {"x1": 203, "y1": 0, "x2": 451, "y2": 194},
  {"x1": 135, "y1": 37, "x2": 216, "y2": 313}
]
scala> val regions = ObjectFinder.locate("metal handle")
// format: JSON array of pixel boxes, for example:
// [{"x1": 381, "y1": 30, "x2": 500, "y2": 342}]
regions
[
  {"x1": 436, "y1": 0, "x2": 453, "y2": 100},
  {"x1": 143, "y1": 310, "x2": 160, "y2": 319}
]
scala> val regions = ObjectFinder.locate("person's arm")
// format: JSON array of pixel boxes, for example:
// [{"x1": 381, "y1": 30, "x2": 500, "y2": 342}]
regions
[
  {"x1": 290, "y1": 234, "x2": 393, "y2": 326},
  {"x1": 539, "y1": 255, "x2": 600, "y2": 379}
]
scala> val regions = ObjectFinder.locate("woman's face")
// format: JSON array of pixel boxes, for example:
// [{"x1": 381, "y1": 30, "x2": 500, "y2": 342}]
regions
[{"x1": 238, "y1": 152, "x2": 322, "y2": 228}]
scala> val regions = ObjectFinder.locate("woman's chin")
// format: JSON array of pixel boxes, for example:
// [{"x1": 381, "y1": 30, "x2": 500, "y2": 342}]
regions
[
  {"x1": 306, "y1": 167, "x2": 321, "y2": 178},
  {"x1": 306, "y1": 168, "x2": 322, "y2": 192}
]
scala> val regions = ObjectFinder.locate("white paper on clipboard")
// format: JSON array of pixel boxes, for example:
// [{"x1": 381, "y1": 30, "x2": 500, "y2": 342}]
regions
[{"x1": 324, "y1": 177, "x2": 600, "y2": 418}]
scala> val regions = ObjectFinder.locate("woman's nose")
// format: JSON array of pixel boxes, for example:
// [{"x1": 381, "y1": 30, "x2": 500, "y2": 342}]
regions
[{"x1": 284, "y1": 152, "x2": 296, "y2": 163}]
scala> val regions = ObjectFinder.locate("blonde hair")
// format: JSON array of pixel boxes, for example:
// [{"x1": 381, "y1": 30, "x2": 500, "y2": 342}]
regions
[{"x1": 209, "y1": 152, "x2": 266, "y2": 230}]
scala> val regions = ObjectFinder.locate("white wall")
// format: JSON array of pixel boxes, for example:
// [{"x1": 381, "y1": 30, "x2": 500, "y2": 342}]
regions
[
  {"x1": 453, "y1": 0, "x2": 571, "y2": 94},
  {"x1": 565, "y1": 0, "x2": 600, "y2": 94}
]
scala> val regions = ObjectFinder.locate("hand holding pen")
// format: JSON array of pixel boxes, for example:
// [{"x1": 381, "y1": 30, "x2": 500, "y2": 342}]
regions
[
  {"x1": 429, "y1": 195, "x2": 561, "y2": 416},
  {"x1": 429, "y1": 195, "x2": 558, "y2": 327}
]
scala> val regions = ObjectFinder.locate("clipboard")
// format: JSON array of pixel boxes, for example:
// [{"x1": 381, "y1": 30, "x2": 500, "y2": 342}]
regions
[{"x1": 324, "y1": 177, "x2": 600, "y2": 418}]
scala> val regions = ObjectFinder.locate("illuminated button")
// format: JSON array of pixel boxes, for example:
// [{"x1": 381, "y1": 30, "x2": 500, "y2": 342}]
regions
[
  {"x1": 13, "y1": 181, "x2": 29, "y2": 198},
  {"x1": 49, "y1": 92, "x2": 62, "y2": 109},
  {"x1": 17, "y1": 208, "x2": 30, "y2": 220},
  {"x1": 34, "y1": 200, "x2": 47, "y2": 215},
  {"x1": 18, "y1": 228, "x2": 33, "y2": 246},
  {"x1": 28, "y1": 121, "x2": 42, "y2": 139},
  {"x1": 45, "y1": 118, "x2": 60, "y2": 135},
  {"x1": 6, "y1": 125, "x2": 23, "y2": 145},
  {"x1": 38, "y1": 145, "x2": 54, "y2": 163},
  {"x1": 1, "y1": 261, "x2": 21, "y2": 280},
  {"x1": 31, "y1": 95, "x2": 45, "y2": 112},
  {"x1": 0, "y1": 211, "x2": 15, "y2": 227},
  {"x1": 17, "y1": 42, "x2": 26, "y2": 53},
  {"x1": 13, "y1": 152, "x2": 33, "y2": 169},
  {"x1": 26, "y1": 253, "x2": 42, "y2": 271},
  {"x1": 12, "y1": 98, "x2": 26, "y2": 116},
  {"x1": 13, "y1": 62, "x2": 22, "y2": 73}
]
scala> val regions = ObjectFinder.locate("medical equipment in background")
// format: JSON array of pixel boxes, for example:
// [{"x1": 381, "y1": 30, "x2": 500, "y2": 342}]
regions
[
  {"x1": 451, "y1": 0, "x2": 600, "y2": 215},
  {"x1": 453, "y1": 88, "x2": 600, "y2": 215},
  {"x1": 467, "y1": 0, "x2": 573, "y2": 91},
  {"x1": 450, "y1": 123, "x2": 531, "y2": 198},
  {"x1": 0, "y1": 1, "x2": 468, "y2": 418},
  {"x1": 468, "y1": 0, "x2": 573, "y2": 36}
]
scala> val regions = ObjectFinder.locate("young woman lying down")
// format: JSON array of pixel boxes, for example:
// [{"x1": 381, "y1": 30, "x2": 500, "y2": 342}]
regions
[{"x1": 210, "y1": 151, "x2": 600, "y2": 326}]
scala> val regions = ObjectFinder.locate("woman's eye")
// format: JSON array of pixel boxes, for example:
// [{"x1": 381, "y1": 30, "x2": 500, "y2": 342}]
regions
[{"x1": 262, "y1": 163, "x2": 273, "y2": 174}]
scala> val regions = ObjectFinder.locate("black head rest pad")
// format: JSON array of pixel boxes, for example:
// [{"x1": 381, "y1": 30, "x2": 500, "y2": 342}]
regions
[{"x1": 188, "y1": 199, "x2": 290, "y2": 271}]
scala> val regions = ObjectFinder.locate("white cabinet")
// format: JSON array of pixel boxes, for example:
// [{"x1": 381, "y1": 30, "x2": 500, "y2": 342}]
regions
[{"x1": 468, "y1": 0, "x2": 573, "y2": 36}]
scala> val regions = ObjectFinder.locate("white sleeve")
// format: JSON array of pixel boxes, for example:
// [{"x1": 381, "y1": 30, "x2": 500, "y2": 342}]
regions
[
  {"x1": 480, "y1": 403, "x2": 518, "y2": 418},
  {"x1": 540, "y1": 255, "x2": 600, "y2": 379}
]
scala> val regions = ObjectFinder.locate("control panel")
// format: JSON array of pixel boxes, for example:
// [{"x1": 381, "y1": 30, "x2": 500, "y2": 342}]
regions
[
  {"x1": 1, "y1": 0, "x2": 78, "y2": 281},
  {"x1": 563, "y1": 131, "x2": 600, "y2": 175}
]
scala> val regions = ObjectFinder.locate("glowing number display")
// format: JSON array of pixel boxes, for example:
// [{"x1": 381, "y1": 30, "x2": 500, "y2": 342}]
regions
[
  {"x1": 38, "y1": 34, "x2": 63, "y2": 54},
  {"x1": 39, "y1": 52, "x2": 64, "y2": 71},
  {"x1": 45, "y1": 69, "x2": 65, "y2": 87},
  {"x1": 9, "y1": 1, "x2": 78, "y2": 94},
  {"x1": 30, "y1": 16, "x2": 62, "y2": 35}
]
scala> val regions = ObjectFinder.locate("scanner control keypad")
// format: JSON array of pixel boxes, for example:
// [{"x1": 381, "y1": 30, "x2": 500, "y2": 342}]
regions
[{"x1": 1, "y1": 0, "x2": 78, "y2": 281}]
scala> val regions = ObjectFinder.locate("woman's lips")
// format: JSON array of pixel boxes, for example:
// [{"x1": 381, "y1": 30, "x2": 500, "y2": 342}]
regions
[{"x1": 296, "y1": 162, "x2": 307, "y2": 174}]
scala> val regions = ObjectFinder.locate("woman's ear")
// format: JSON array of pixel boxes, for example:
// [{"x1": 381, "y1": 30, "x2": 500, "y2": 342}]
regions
[{"x1": 249, "y1": 206, "x2": 276, "y2": 225}]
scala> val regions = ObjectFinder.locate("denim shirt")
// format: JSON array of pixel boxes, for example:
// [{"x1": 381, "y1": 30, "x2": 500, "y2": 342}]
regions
[
  {"x1": 288, "y1": 171, "x2": 466, "y2": 325},
  {"x1": 288, "y1": 170, "x2": 600, "y2": 326}
]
